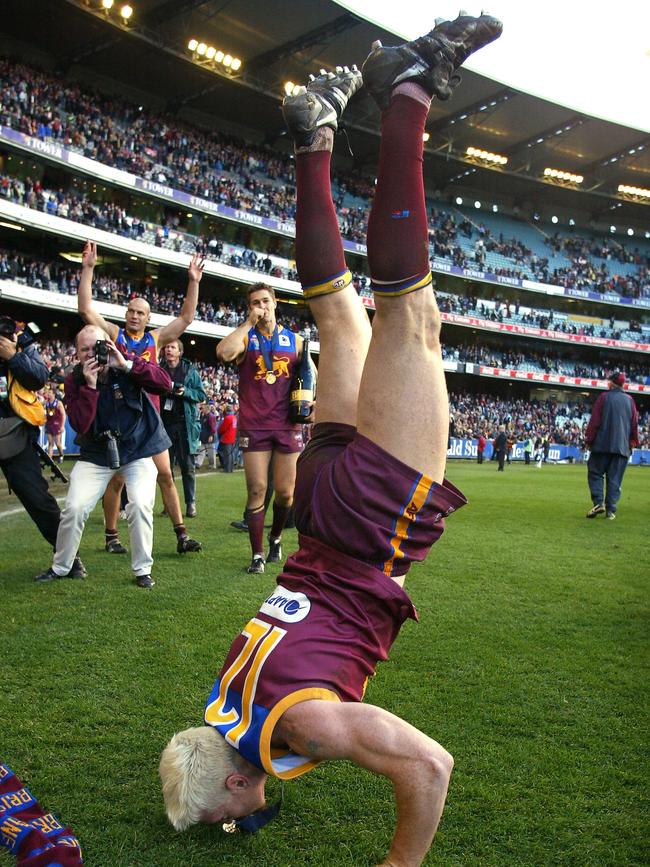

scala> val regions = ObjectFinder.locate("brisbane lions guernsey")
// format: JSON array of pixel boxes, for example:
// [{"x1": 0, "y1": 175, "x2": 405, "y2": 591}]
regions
[
  {"x1": 115, "y1": 327, "x2": 160, "y2": 412},
  {"x1": 238, "y1": 326, "x2": 300, "y2": 430},
  {"x1": 204, "y1": 534, "x2": 417, "y2": 780}
]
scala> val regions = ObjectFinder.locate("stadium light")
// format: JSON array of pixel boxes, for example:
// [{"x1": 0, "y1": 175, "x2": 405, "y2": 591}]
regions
[
  {"x1": 455, "y1": 196, "x2": 463, "y2": 205},
  {"x1": 187, "y1": 38, "x2": 242, "y2": 75},
  {"x1": 627, "y1": 228, "x2": 634, "y2": 236},
  {"x1": 120, "y1": 4, "x2": 133, "y2": 20},
  {"x1": 474, "y1": 200, "x2": 481, "y2": 209},
  {"x1": 492, "y1": 204, "x2": 498, "y2": 212},
  {"x1": 617, "y1": 183, "x2": 650, "y2": 201},
  {"x1": 543, "y1": 167, "x2": 584, "y2": 185},
  {"x1": 610, "y1": 225, "x2": 616, "y2": 233},
  {"x1": 423, "y1": 132, "x2": 430, "y2": 142},
  {"x1": 466, "y1": 146, "x2": 508, "y2": 166},
  {"x1": 101, "y1": 0, "x2": 114, "y2": 9},
  {"x1": 551, "y1": 215, "x2": 558, "y2": 224}
]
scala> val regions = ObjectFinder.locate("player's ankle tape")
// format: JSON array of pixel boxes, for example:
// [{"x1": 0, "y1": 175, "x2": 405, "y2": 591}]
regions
[
  {"x1": 372, "y1": 271, "x2": 432, "y2": 297},
  {"x1": 302, "y1": 269, "x2": 352, "y2": 299}
]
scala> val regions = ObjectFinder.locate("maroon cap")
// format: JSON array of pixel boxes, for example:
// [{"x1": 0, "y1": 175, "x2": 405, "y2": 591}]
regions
[{"x1": 609, "y1": 371, "x2": 626, "y2": 386}]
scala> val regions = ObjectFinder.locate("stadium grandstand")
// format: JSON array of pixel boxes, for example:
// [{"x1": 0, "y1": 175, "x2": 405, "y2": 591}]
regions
[{"x1": 0, "y1": 1, "x2": 648, "y2": 466}]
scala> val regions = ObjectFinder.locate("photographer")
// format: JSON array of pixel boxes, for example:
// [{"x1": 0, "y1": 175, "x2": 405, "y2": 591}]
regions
[
  {"x1": 0, "y1": 315, "x2": 86, "y2": 576},
  {"x1": 34, "y1": 325, "x2": 172, "y2": 589},
  {"x1": 160, "y1": 339, "x2": 206, "y2": 518}
]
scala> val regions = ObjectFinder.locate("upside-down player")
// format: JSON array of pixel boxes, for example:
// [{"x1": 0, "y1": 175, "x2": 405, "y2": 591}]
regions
[{"x1": 160, "y1": 13, "x2": 502, "y2": 866}]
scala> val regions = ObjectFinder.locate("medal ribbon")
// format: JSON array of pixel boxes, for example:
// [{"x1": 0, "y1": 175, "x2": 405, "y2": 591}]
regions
[{"x1": 254, "y1": 326, "x2": 279, "y2": 381}]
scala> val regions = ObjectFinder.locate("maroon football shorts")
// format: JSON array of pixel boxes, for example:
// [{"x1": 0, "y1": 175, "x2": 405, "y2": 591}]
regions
[
  {"x1": 294, "y1": 422, "x2": 467, "y2": 578},
  {"x1": 239, "y1": 427, "x2": 304, "y2": 454}
]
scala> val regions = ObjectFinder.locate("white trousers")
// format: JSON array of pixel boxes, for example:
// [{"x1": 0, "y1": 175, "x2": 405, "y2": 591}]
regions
[{"x1": 53, "y1": 457, "x2": 158, "y2": 577}]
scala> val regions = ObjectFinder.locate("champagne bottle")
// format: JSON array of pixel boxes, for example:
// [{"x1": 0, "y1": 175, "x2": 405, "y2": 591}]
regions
[{"x1": 289, "y1": 339, "x2": 316, "y2": 424}]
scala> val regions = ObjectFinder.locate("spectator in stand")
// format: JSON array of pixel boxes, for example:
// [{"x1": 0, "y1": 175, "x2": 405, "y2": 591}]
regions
[
  {"x1": 160, "y1": 340, "x2": 206, "y2": 518},
  {"x1": 584, "y1": 372, "x2": 639, "y2": 520},
  {"x1": 77, "y1": 241, "x2": 203, "y2": 554},
  {"x1": 217, "y1": 404, "x2": 238, "y2": 473}
]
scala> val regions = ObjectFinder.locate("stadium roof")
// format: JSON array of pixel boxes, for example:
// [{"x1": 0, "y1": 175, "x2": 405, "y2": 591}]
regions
[{"x1": 3, "y1": 0, "x2": 650, "y2": 230}]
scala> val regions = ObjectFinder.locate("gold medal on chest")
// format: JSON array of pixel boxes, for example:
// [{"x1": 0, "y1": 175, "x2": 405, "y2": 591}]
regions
[{"x1": 265, "y1": 372, "x2": 276, "y2": 385}]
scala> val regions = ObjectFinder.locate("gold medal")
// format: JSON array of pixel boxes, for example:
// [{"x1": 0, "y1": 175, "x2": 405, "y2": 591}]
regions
[{"x1": 265, "y1": 372, "x2": 276, "y2": 384}]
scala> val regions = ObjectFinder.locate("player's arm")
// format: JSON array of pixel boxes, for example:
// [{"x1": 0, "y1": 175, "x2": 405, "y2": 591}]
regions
[
  {"x1": 77, "y1": 241, "x2": 119, "y2": 340},
  {"x1": 279, "y1": 700, "x2": 453, "y2": 867},
  {"x1": 156, "y1": 253, "x2": 204, "y2": 348},
  {"x1": 216, "y1": 308, "x2": 263, "y2": 363}
]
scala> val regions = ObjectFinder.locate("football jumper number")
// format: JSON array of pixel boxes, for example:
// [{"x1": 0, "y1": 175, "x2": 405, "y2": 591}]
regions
[{"x1": 205, "y1": 618, "x2": 286, "y2": 745}]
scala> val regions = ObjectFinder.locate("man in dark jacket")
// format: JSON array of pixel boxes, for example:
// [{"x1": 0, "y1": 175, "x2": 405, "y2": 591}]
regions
[
  {"x1": 494, "y1": 425, "x2": 507, "y2": 471},
  {"x1": 160, "y1": 339, "x2": 206, "y2": 518},
  {"x1": 0, "y1": 316, "x2": 85, "y2": 575},
  {"x1": 34, "y1": 325, "x2": 172, "y2": 588},
  {"x1": 584, "y1": 371, "x2": 639, "y2": 519}
]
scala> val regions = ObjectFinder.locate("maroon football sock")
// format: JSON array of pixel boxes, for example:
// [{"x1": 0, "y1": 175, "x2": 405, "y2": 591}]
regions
[
  {"x1": 104, "y1": 528, "x2": 118, "y2": 544},
  {"x1": 245, "y1": 508, "x2": 265, "y2": 557},
  {"x1": 173, "y1": 523, "x2": 187, "y2": 539},
  {"x1": 270, "y1": 502, "x2": 290, "y2": 541},
  {"x1": 295, "y1": 151, "x2": 348, "y2": 292},
  {"x1": 367, "y1": 94, "x2": 430, "y2": 286}
]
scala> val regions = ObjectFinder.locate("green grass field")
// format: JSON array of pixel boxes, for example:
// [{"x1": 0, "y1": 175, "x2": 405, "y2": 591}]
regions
[{"x1": 1, "y1": 462, "x2": 648, "y2": 867}]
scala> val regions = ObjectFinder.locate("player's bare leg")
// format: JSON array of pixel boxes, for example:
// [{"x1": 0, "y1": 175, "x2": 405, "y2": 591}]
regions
[
  {"x1": 283, "y1": 67, "x2": 371, "y2": 426},
  {"x1": 357, "y1": 13, "x2": 502, "y2": 483}
]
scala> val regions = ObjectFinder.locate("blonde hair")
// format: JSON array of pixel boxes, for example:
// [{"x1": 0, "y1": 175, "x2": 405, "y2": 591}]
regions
[{"x1": 159, "y1": 726, "x2": 237, "y2": 831}]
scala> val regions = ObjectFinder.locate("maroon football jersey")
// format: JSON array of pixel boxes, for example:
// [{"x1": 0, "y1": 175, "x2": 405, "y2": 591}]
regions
[
  {"x1": 237, "y1": 325, "x2": 300, "y2": 431},
  {"x1": 204, "y1": 534, "x2": 417, "y2": 779}
]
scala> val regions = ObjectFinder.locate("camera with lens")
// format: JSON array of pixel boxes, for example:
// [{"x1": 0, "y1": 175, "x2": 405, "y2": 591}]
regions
[
  {"x1": 94, "y1": 340, "x2": 110, "y2": 365},
  {"x1": 0, "y1": 315, "x2": 41, "y2": 349},
  {"x1": 97, "y1": 430, "x2": 120, "y2": 469}
]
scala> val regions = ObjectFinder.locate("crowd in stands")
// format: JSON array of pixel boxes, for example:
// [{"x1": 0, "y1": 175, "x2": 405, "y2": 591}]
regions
[
  {"x1": 435, "y1": 290, "x2": 647, "y2": 342},
  {"x1": 442, "y1": 342, "x2": 649, "y2": 384},
  {"x1": 36, "y1": 338, "x2": 650, "y2": 448},
  {"x1": 1, "y1": 57, "x2": 650, "y2": 302},
  {"x1": 2, "y1": 245, "x2": 648, "y2": 352},
  {"x1": 449, "y1": 391, "x2": 649, "y2": 448},
  {"x1": 4, "y1": 247, "x2": 649, "y2": 382}
]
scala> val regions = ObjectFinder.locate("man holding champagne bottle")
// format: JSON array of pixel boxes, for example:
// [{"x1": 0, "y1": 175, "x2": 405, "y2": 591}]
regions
[
  {"x1": 216, "y1": 284, "x2": 310, "y2": 573},
  {"x1": 162, "y1": 12, "x2": 501, "y2": 863}
]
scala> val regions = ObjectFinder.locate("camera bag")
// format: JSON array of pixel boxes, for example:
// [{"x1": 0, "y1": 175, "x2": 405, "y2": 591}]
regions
[{"x1": 0, "y1": 416, "x2": 30, "y2": 460}]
